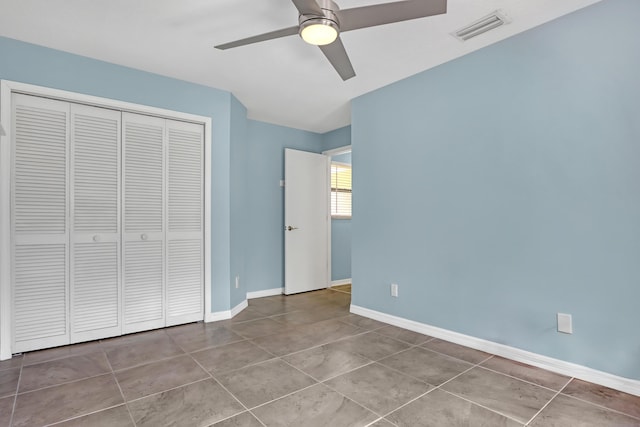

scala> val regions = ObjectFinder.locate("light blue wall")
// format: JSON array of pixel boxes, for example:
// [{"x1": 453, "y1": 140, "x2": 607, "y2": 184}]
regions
[
  {"x1": 230, "y1": 96, "x2": 248, "y2": 308},
  {"x1": 331, "y1": 219, "x2": 352, "y2": 281},
  {"x1": 245, "y1": 120, "x2": 324, "y2": 292},
  {"x1": 322, "y1": 125, "x2": 351, "y2": 152},
  {"x1": 0, "y1": 36, "x2": 236, "y2": 313},
  {"x1": 352, "y1": 0, "x2": 640, "y2": 379},
  {"x1": 332, "y1": 152, "x2": 352, "y2": 164}
]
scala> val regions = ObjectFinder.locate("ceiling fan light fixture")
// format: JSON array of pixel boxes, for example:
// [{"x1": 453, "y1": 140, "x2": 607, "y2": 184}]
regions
[{"x1": 299, "y1": 18, "x2": 339, "y2": 46}]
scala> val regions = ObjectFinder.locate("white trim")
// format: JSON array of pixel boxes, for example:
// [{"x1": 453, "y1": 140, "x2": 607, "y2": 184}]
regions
[
  {"x1": 203, "y1": 111, "x2": 212, "y2": 327},
  {"x1": 350, "y1": 304, "x2": 640, "y2": 397},
  {"x1": 330, "y1": 279, "x2": 351, "y2": 287},
  {"x1": 205, "y1": 299, "x2": 248, "y2": 322},
  {"x1": 0, "y1": 82, "x2": 11, "y2": 360},
  {"x1": 0, "y1": 80, "x2": 212, "y2": 360},
  {"x1": 322, "y1": 144, "x2": 352, "y2": 156},
  {"x1": 247, "y1": 288, "x2": 284, "y2": 299}
]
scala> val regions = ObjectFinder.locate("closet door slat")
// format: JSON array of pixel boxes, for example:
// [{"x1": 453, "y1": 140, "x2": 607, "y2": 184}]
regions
[
  {"x1": 12, "y1": 94, "x2": 70, "y2": 352},
  {"x1": 166, "y1": 120, "x2": 204, "y2": 325},
  {"x1": 70, "y1": 104, "x2": 122, "y2": 343},
  {"x1": 122, "y1": 113, "x2": 166, "y2": 333}
]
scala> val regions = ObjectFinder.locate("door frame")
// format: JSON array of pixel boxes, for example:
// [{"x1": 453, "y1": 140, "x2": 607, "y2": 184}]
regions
[
  {"x1": 0, "y1": 80, "x2": 212, "y2": 360},
  {"x1": 322, "y1": 145, "x2": 352, "y2": 288}
]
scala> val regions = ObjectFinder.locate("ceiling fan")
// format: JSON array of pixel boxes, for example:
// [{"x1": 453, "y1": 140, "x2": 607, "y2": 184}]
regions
[{"x1": 215, "y1": 0, "x2": 447, "y2": 81}]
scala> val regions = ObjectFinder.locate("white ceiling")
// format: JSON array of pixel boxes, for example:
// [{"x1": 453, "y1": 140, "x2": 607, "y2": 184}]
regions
[{"x1": 0, "y1": 0, "x2": 600, "y2": 133}]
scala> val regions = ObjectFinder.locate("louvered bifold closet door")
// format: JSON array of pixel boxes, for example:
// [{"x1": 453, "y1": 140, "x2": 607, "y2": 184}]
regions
[
  {"x1": 70, "y1": 104, "x2": 121, "y2": 343},
  {"x1": 122, "y1": 113, "x2": 166, "y2": 334},
  {"x1": 11, "y1": 94, "x2": 70, "y2": 353},
  {"x1": 165, "y1": 120, "x2": 204, "y2": 326}
]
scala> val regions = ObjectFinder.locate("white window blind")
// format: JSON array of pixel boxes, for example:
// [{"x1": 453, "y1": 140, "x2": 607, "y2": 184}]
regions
[{"x1": 330, "y1": 162, "x2": 352, "y2": 218}]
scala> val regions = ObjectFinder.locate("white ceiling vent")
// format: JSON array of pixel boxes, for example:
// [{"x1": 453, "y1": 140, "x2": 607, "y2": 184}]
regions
[{"x1": 453, "y1": 10, "x2": 511, "y2": 42}]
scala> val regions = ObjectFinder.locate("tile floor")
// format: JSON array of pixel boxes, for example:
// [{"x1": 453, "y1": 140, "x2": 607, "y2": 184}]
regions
[{"x1": 1, "y1": 284, "x2": 639, "y2": 426}]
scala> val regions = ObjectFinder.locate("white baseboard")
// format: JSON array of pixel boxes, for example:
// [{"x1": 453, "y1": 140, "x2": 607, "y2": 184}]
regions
[
  {"x1": 330, "y1": 279, "x2": 352, "y2": 287},
  {"x1": 205, "y1": 299, "x2": 248, "y2": 322},
  {"x1": 247, "y1": 287, "x2": 284, "y2": 299},
  {"x1": 351, "y1": 304, "x2": 640, "y2": 397}
]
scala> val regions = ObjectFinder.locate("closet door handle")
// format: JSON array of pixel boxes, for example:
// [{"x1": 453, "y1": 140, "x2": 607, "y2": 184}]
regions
[
  {"x1": 141, "y1": 234, "x2": 148, "y2": 241},
  {"x1": 93, "y1": 235, "x2": 101, "y2": 242}
]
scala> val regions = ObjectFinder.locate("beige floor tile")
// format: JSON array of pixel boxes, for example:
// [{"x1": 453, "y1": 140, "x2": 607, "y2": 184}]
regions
[
  {"x1": 230, "y1": 317, "x2": 288, "y2": 339},
  {"x1": 378, "y1": 346, "x2": 472, "y2": 386},
  {"x1": 229, "y1": 306, "x2": 272, "y2": 323},
  {"x1": 249, "y1": 297, "x2": 300, "y2": 317},
  {"x1": 250, "y1": 326, "x2": 320, "y2": 357},
  {"x1": 19, "y1": 351, "x2": 110, "y2": 392},
  {"x1": 251, "y1": 319, "x2": 360, "y2": 357},
  {"x1": 128, "y1": 378, "x2": 244, "y2": 427},
  {"x1": 212, "y1": 411, "x2": 264, "y2": 426},
  {"x1": 530, "y1": 394, "x2": 640, "y2": 426},
  {"x1": 386, "y1": 389, "x2": 523, "y2": 426},
  {"x1": 331, "y1": 284, "x2": 352, "y2": 293},
  {"x1": 422, "y1": 338, "x2": 492, "y2": 364},
  {"x1": 0, "y1": 367, "x2": 20, "y2": 398},
  {"x1": 105, "y1": 334, "x2": 184, "y2": 370},
  {"x1": 324, "y1": 363, "x2": 431, "y2": 416},
  {"x1": 115, "y1": 354, "x2": 209, "y2": 401},
  {"x1": 562, "y1": 378, "x2": 640, "y2": 419},
  {"x1": 192, "y1": 340, "x2": 274, "y2": 374},
  {"x1": 100, "y1": 329, "x2": 168, "y2": 350},
  {"x1": 297, "y1": 318, "x2": 362, "y2": 344},
  {"x1": 375, "y1": 325, "x2": 433, "y2": 345},
  {"x1": 283, "y1": 341, "x2": 371, "y2": 381},
  {"x1": 338, "y1": 314, "x2": 388, "y2": 331},
  {"x1": 441, "y1": 367, "x2": 556, "y2": 423},
  {"x1": 252, "y1": 383, "x2": 378, "y2": 427},
  {"x1": 327, "y1": 331, "x2": 411, "y2": 361},
  {"x1": 368, "y1": 419, "x2": 395, "y2": 427},
  {"x1": 271, "y1": 308, "x2": 346, "y2": 325},
  {"x1": 166, "y1": 324, "x2": 245, "y2": 353},
  {"x1": 12, "y1": 374, "x2": 123, "y2": 427},
  {"x1": 481, "y1": 356, "x2": 571, "y2": 390},
  {"x1": 23, "y1": 341, "x2": 103, "y2": 366},
  {"x1": 55, "y1": 405, "x2": 135, "y2": 426},
  {"x1": 0, "y1": 355, "x2": 23, "y2": 371},
  {"x1": 216, "y1": 359, "x2": 316, "y2": 408},
  {"x1": 0, "y1": 395, "x2": 14, "y2": 426}
]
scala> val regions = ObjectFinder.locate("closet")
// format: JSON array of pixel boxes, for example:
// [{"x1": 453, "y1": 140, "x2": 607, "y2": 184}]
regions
[{"x1": 11, "y1": 93, "x2": 204, "y2": 353}]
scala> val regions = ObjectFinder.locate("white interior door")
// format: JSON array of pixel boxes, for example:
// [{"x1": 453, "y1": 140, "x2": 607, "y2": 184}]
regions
[
  {"x1": 70, "y1": 104, "x2": 121, "y2": 343},
  {"x1": 11, "y1": 94, "x2": 70, "y2": 353},
  {"x1": 165, "y1": 119, "x2": 204, "y2": 326},
  {"x1": 284, "y1": 148, "x2": 329, "y2": 295},
  {"x1": 122, "y1": 113, "x2": 166, "y2": 334}
]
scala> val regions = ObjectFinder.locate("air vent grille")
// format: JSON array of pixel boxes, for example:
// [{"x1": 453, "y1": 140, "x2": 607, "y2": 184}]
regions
[{"x1": 453, "y1": 10, "x2": 510, "y2": 41}]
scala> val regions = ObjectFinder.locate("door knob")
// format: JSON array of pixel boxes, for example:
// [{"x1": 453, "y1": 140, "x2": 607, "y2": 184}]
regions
[
  {"x1": 141, "y1": 234, "x2": 148, "y2": 241},
  {"x1": 286, "y1": 226, "x2": 299, "y2": 231},
  {"x1": 93, "y1": 235, "x2": 100, "y2": 242}
]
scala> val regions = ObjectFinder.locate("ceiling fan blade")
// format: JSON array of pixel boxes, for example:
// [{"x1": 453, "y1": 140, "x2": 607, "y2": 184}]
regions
[
  {"x1": 215, "y1": 26, "x2": 299, "y2": 50},
  {"x1": 338, "y1": 0, "x2": 447, "y2": 32},
  {"x1": 319, "y1": 37, "x2": 355, "y2": 81},
  {"x1": 290, "y1": 0, "x2": 323, "y2": 16}
]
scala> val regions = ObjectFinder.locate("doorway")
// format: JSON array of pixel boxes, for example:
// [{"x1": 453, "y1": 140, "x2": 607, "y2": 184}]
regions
[{"x1": 323, "y1": 145, "x2": 352, "y2": 289}]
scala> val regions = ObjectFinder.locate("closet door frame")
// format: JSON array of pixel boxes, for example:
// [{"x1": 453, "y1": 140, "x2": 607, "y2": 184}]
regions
[{"x1": 0, "y1": 80, "x2": 212, "y2": 360}]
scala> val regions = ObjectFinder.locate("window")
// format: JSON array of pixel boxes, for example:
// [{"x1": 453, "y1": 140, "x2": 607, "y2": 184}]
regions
[{"x1": 330, "y1": 161, "x2": 352, "y2": 218}]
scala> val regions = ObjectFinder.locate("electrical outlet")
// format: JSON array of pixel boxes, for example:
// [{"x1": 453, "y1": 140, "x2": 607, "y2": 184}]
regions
[
  {"x1": 557, "y1": 313, "x2": 572, "y2": 334},
  {"x1": 235, "y1": 275, "x2": 240, "y2": 289},
  {"x1": 391, "y1": 283, "x2": 398, "y2": 297}
]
